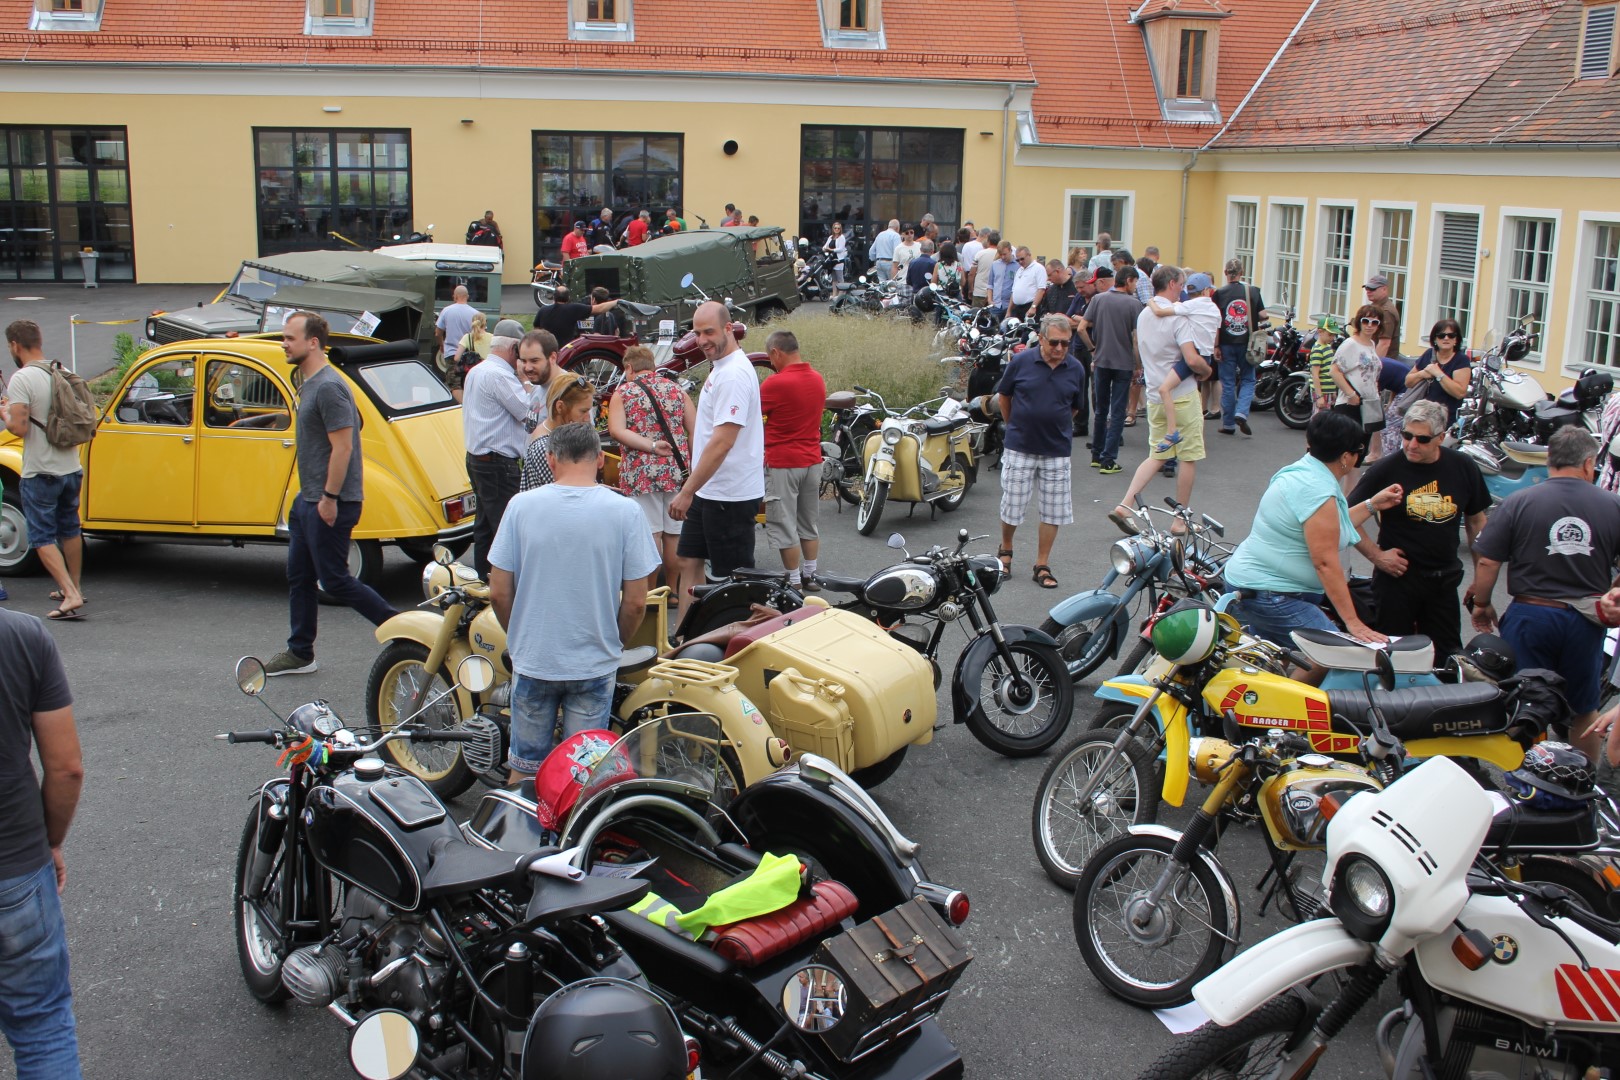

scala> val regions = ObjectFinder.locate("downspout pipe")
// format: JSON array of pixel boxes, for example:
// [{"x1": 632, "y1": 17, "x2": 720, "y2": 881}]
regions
[
  {"x1": 1177, "y1": 150, "x2": 1198, "y2": 265},
  {"x1": 999, "y1": 82, "x2": 1015, "y2": 230}
]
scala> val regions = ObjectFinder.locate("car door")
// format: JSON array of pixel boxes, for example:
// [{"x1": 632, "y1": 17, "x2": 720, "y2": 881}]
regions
[
  {"x1": 84, "y1": 356, "x2": 199, "y2": 527},
  {"x1": 195, "y1": 356, "x2": 297, "y2": 528}
]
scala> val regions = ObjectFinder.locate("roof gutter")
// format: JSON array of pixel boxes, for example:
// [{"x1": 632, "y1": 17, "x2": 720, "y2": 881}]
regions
[
  {"x1": 1000, "y1": 82, "x2": 1016, "y2": 231},
  {"x1": 1200, "y1": 0, "x2": 1321, "y2": 152}
]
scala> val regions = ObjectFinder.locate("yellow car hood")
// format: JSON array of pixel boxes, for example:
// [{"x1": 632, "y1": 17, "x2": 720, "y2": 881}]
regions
[{"x1": 385, "y1": 409, "x2": 472, "y2": 502}]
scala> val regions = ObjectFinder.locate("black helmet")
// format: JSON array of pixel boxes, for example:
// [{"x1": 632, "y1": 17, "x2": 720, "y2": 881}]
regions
[
  {"x1": 521, "y1": 978, "x2": 688, "y2": 1080},
  {"x1": 1462, "y1": 633, "x2": 1517, "y2": 683},
  {"x1": 913, "y1": 287, "x2": 937, "y2": 313},
  {"x1": 1504, "y1": 741, "x2": 1597, "y2": 812}
]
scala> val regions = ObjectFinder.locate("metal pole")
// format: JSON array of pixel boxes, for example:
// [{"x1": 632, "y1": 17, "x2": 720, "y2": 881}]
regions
[{"x1": 69, "y1": 314, "x2": 78, "y2": 373}]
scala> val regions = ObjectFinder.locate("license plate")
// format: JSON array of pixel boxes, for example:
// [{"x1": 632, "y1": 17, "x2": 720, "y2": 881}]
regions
[{"x1": 463, "y1": 493, "x2": 479, "y2": 513}]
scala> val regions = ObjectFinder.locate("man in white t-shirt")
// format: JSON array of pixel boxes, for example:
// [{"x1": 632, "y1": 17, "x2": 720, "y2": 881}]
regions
[
  {"x1": 1114, "y1": 265, "x2": 1210, "y2": 516},
  {"x1": 671, "y1": 301, "x2": 764, "y2": 618},
  {"x1": 959, "y1": 228, "x2": 986, "y2": 276}
]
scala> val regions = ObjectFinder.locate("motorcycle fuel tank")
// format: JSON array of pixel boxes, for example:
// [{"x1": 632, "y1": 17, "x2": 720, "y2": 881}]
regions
[
  {"x1": 1202, "y1": 668, "x2": 1359, "y2": 755},
  {"x1": 304, "y1": 769, "x2": 463, "y2": 911},
  {"x1": 863, "y1": 565, "x2": 939, "y2": 613},
  {"x1": 1489, "y1": 368, "x2": 1548, "y2": 412}
]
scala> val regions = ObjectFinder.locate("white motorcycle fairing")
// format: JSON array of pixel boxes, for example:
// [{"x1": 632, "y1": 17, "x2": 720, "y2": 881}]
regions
[
  {"x1": 1192, "y1": 919, "x2": 1374, "y2": 1026},
  {"x1": 1416, "y1": 892, "x2": 1620, "y2": 1034}
]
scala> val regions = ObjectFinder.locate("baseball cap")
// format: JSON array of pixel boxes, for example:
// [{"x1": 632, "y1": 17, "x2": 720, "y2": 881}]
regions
[
  {"x1": 1186, "y1": 272, "x2": 1214, "y2": 293},
  {"x1": 1088, "y1": 266, "x2": 1114, "y2": 283},
  {"x1": 1363, "y1": 274, "x2": 1388, "y2": 289},
  {"x1": 494, "y1": 319, "x2": 526, "y2": 339},
  {"x1": 573, "y1": 220, "x2": 586, "y2": 229}
]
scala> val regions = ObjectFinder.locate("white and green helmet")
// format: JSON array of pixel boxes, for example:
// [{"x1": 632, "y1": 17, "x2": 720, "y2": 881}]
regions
[{"x1": 1151, "y1": 606, "x2": 1220, "y2": 666}]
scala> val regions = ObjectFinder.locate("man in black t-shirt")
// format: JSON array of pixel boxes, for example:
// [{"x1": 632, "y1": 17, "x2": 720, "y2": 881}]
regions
[
  {"x1": 1349, "y1": 399, "x2": 1489, "y2": 658},
  {"x1": 537, "y1": 286, "x2": 620, "y2": 349}
]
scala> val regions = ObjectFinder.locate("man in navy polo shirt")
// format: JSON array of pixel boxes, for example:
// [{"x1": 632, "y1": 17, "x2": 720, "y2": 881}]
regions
[{"x1": 997, "y1": 313, "x2": 1088, "y2": 590}]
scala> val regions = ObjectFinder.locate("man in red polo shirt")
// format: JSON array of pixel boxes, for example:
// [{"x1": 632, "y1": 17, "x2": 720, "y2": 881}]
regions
[
  {"x1": 560, "y1": 220, "x2": 589, "y2": 261},
  {"x1": 758, "y1": 330, "x2": 827, "y2": 591}
]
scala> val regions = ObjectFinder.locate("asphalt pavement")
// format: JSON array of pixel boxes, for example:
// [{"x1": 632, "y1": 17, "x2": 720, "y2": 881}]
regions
[{"x1": 0, "y1": 289, "x2": 1405, "y2": 1079}]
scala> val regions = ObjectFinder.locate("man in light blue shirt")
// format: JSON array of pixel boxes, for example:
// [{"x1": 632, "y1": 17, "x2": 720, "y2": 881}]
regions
[
  {"x1": 988, "y1": 243, "x2": 1016, "y2": 316},
  {"x1": 462, "y1": 319, "x2": 533, "y2": 579},
  {"x1": 869, "y1": 219, "x2": 901, "y2": 282},
  {"x1": 489, "y1": 422, "x2": 660, "y2": 777}
]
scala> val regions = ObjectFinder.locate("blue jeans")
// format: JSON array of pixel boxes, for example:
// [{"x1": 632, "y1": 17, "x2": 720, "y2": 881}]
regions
[
  {"x1": 0, "y1": 861, "x2": 81, "y2": 1080},
  {"x1": 508, "y1": 672, "x2": 615, "y2": 773},
  {"x1": 286, "y1": 498, "x2": 397, "y2": 660},
  {"x1": 1231, "y1": 590, "x2": 1335, "y2": 649},
  {"x1": 1500, "y1": 602, "x2": 1605, "y2": 715},
  {"x1": 1218, "y1": 343, "x2": 1255, "y2": 430},
  {"x1": 19, "y1": 473, "x2": 82, "y2": 550},
  {"x1": 1092, "y1": 367, "x2": 1133, "y2": 463}
]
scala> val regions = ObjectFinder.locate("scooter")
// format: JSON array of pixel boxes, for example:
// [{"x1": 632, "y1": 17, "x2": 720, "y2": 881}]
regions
[{"x1": 853, "y1": 387, "x2": 981, "y2": 536}]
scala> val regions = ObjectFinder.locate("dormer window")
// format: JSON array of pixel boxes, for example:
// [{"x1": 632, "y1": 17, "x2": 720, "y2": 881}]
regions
[
  {"x1": 305, "y1": 0, "x2": 372, "y2": 37},
  {"x1": 1176, "y1": 29, "x2": 1206, "y2": 98},
  {"x1": 1580, "y1": 4, "x2": 1616, "y2": 80},
  {"x1": 569, "y1": 0, "x2": 633, "y2": 42},
  {"x1": 820, "y1": 0, "x2": 884, "y2": 49},
  {"x1": 28, "y1": 0, "x2": 103, "y2": 31},
  {"x1": 1132, "y1": 0, "x2": 1228, "y2": 122}
]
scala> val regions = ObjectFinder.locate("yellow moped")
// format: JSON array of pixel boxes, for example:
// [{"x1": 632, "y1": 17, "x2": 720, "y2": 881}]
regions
[{"x1": 853, "y1": 389, "x2": 981, "y2": 536}]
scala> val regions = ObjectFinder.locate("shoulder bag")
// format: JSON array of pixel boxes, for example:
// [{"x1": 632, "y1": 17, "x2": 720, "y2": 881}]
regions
[
  {"x1": 626, "y1": 377, "x2": 688, "y2": 476},
  {"x1": 1243, "y1": 285, "x2": 1268, "y2": 367}
]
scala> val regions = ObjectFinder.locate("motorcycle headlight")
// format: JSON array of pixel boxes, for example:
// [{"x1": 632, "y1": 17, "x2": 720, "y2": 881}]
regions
[
  {"x1": 882, "y1": 425, "x2": 903, "y2": 447},
  {"x1": 969, "y1": 328, "x2": 981, "y2": 341},
  {"x1": 968, "y1": 554, "x2": 1003, "y2": 595},
  {"x1": 1330, "y1": 855, "x2": 1394, "y2": 941},
  {"x1": 1110, "y1": 538, "x2": 1152, "y2": 577}
]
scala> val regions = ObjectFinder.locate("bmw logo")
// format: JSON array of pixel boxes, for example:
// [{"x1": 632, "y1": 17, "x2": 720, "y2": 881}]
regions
[{"x1": 1490, "y1": 934, "x2": 1518, "y2": 964}]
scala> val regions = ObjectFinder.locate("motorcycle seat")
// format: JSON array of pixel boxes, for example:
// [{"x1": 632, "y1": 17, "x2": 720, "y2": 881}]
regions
[
  {"x1": 619, "y1": 645, "x2": 659, "y2": 675},
  {"x1": 619, "y1": 300, "x2": 662, "y2": 318},
  {"x1": 667, "y1": 641, "x2": 726, "y2": 663},
  {"x1": 1485, "y1": 799, "x2": 1600, "y2": 853},
  {"x1": 824, "y1": 391, "x2": 858, "y2": 411},
  {"x1": 1291, "y1": 628, "x2": 1434, "y2": 675},
  {"x1": 813, "y1": 571, "x2": 867, "y2": 594},
  {"x1": 1502, "y1": 440, "x2": 1548, "y2": 465},
  {"x1": 1324, "y1": 683, "x2": 1510, "y2": 741},
  {"x1": 523, "y1": 873, "x2": 650, "y2": 928},
  {"x1": 723, "y1": 607, "x2": 826, "y2": 659},
  {"x1": 1536, "y1": 398, "x2": 1579, "y2": 420},
  {"x1": 730, "y1": 566, "x2": 790, "y2": 582},
  {"x1": 921, "y1": 415, "x2": 971, "y2": 436},
  {"x1": 601, "y1": 907, "x2": 735, "y2": 979},
  {"x1": 421, "y1": 837, "x2": 545, "y2": 899}
]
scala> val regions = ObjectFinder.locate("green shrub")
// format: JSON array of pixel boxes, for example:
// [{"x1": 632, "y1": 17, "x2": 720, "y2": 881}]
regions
[
  {"x1": 766, "y1": 309, "x2": 958, "y2": 411},
  {"x1": 88, "y1": 332, "x2": 146, "y2": 399}
]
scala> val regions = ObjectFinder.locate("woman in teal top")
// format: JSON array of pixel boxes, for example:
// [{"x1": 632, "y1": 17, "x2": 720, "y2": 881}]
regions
[{"x1": 1224, "y1": 410, "x2": 1402, "y2": 648}]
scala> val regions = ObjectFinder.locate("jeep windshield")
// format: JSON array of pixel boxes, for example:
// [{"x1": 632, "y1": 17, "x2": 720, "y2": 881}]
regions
[{"x1": 227, "y1": 263, "x2": 311, "y2": 302}]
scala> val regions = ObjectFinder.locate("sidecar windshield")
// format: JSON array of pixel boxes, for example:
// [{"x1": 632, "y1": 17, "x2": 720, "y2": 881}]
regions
[{"x1": 563, "y1": 713, "x2": 738, "y2": 837}]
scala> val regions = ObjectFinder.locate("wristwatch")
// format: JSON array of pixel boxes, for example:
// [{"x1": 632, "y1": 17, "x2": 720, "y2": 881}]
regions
[{"x1": 322, "y1": 491, "x2": 340, "y2": 501}]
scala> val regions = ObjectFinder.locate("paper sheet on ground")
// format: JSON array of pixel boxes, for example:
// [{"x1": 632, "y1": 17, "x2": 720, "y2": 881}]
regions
[{"x1": 1155, "y1": 1000, "x2": 1211, "y2": 1034}]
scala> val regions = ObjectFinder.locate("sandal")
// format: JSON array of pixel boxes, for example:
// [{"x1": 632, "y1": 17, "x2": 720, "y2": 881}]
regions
[
  {"x1": 49, "y1": 590, "x2": 86, "y2": 604},
  {"x1": 1154, "y1": 430, "x2": 1183, "y2": 454},
  {"x1": 998, "y1": 547, "x2": 1014, "y2": 574},
  {"x1": 1107, "y1": 507, "x2": 1143, "y2": 536},
  {"x1": 1123, "y1": 417, "x2": 1137, "y2": 427},
  {"x1": 1033, "y1": 565, "x2": 1059, "y2": 590},
  {"x1": 46, "y1": 606, "x2": 85, "y2": 621}
]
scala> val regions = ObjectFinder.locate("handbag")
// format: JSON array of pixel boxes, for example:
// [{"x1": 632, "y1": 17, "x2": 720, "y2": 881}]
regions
[
  {"x1": 1243, "y1": 285, "x2": 1268, "y2": 367},
  {"x1": 626, "y1": 377, "x2": 688, "y2": 476}
]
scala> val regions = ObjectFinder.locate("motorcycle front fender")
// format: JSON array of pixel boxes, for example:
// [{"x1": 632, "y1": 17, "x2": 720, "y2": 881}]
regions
[
  {"x1": 950, "y1": 624, "x2": 1059, "y2": 725},
  {"x1": 1047, "y1": 588, "x2": 1127, "y2": 631},
  {"x1": 617, "y1": 679, "x2": 780, "y2": 785},
  {"x1": 1129, "y1": 823, "x2": 1242, "y2": 968},
  {"x1": 1095, "y1": 677, "x2": 1194, "y2": 806},
  {"x1": 1192, "y1": 918, "x2": 1373, "y2": 1027},
  {"x1": 373, "y1": 611, "x2": 479, "y2": 719}
]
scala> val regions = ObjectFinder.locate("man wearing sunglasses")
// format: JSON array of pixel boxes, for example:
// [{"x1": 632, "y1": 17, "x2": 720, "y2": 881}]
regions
[{"x1": 1348, "y1": 399, "x2": 1489, "y2": 658}]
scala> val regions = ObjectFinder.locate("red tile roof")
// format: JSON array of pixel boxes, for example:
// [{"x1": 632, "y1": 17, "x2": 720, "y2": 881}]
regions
[
  {"x1": 0, "y1": 0, "x2": 1036, "y2": 82},
  {"x1": 1016, "y1": 0, "x2": 1309, "y2": 149},
  {"x1": 1209, "y1": 0, "x2": 1564, "y2": 149},
  {"x1": 1421, "y1": 0, "x2": 1620, "y2": 146}
]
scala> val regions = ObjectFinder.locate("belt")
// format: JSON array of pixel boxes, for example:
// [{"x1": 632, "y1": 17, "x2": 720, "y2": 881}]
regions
[
  {"x1": 1514, "y1": 596, "x2": 1571, "y2": 610},
  {"x1": 468, "y1": 451, "x2": 518, "y2": 462},
  {"x1": 1235, "y1": 587, "x2": 1325, "y2": 604}
]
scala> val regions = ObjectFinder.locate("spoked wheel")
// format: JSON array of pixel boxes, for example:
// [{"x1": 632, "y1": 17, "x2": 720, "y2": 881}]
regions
[
  {"x1": 1074, "y1": 831, "x2": 1234, "y2": 1008},
  {"x1": 570, "y1": 349, "x2": 626, "y2": 397},
  {"x1": 1040, "y1": 614, "x2": 1119, "y2": 682},
  {"x1": 855, "y1": 477, "x2": 889, "y2": 535},
  {"x1": 235, "y1": 796, "x2": 292, "y2": 1002},
  {"x1": 936, "y1": 451, "x2": 973, "y2": 512},
  {"x1": 964, "y1": 640, "x2": 1074, "y2": 756},
  {"x1": 1275, "y1": 374, "x2": 1313, "y2": 430},
  {"x1": 366, "y1": 640, "x2": 477, "y2": 799},
  {"x1": 1116, "y1": 634, "x2": 1155, "y2": 678},
  {"x1": 1135, "y1": 994, "x2": 1313, "y2": 1080},
  {"x1": 1031, "y1": 727, "x2": 1160, "y2": 890},
  {"x1": 617, "y1": 702, "x2": 746, "y2": 798}
]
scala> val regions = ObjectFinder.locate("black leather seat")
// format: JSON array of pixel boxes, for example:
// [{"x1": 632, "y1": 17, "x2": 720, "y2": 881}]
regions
[
  {"x1": 421, "y1": 837, "x2": 543, "y2": 899},
  {"x1": 813, "y1": 572, "x2": 867, "y2": 594},
  {"x1": 1485, "y1": 801, "x2": 1599, "y2": 852},
  {"x1": 1324, "y1": 683, "x2": 1509, "y2": 740},
  {"x1": 601, "y1": 907, "x2": 735, "y2": 979},
  {"x1": 524, "y1": 875, "x2": 649, "y2": 927},
  {"x1": 922, "y1": 415, "x2": 970, "y2": 436}
]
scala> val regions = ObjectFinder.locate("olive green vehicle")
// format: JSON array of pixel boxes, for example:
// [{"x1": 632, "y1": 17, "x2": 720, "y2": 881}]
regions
[{"x1": 563, "y1": 226, "x2": 800, "y2": 326}]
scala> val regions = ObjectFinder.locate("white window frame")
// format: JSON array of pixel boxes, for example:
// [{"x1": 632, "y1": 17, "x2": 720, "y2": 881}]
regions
[
  {"x1": 1225, "y1": 197, "x2": 1259, "y2": 283},
  {"x1": 1494, "y1": 208, "x2": 1561, "y2": 370},
  {"x1": 569, "y1": 0, "x2": 634, "y2": 41},
  {"x1": 1313, "y1": 200, "x2": 1357, "y2": 324},
  {"x1": 304, "y1": 0, "x2": 372, "y2": 37},
  {"x1": 1426, "y1": 204, "x2": 1484, "y2": 348},
  {"x1": 28, "y1": 0, "x2": 103, "y2": 30},
  {"x1": 1265, "y1": 198, "x2": 1306, "y2": 313},
  {"x1": 1062, "y1": 189, "x2": 1134, "y2": 259},
  {"x1": 818, "y1": 0, "x2": 885, "y2": 49},
  {"x1": 1563, "y1": 213, "x2": 1620, "y2": 377},
  {"x1": 1368, "y1": 201, "x2": 1415, "y2": 335}
]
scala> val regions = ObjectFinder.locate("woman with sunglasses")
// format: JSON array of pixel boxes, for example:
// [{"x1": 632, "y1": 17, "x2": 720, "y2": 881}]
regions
[
  {"x1": 1329, "y1": 303, "x2": 1389, "y2": 471},
  {"x1": 1406, "y1": 318, "x2": 1471, "y2": 425}
]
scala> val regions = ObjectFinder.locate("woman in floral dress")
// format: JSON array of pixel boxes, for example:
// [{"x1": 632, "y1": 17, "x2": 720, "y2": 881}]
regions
[{"x1": 607, "y1": 346, "x2": 696, "y2": 592}]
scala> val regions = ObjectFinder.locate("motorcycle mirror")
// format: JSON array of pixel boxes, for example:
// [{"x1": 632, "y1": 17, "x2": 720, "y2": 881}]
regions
[
  {"x1": 1374, "y1": 646, "x2": 1397, "y2": 693},
  {"x1": 886, "y1": 533, "x2": 907, "y2": 549},
  {"x1": 456, "y1": 654, "x2": 496, "y2": 695},
  {"x1": 348, "y1": 1009, "x2": 420, "y2": 1080},
  {"x1": 432, "y1": 543, "x2": 455, "y2": 567},
  {"x1": 680, "y1": 272, "x2": 695, "y2": 288},
  {"x1": 235, "y1": 656, "x2": 267, "y2": 697}
]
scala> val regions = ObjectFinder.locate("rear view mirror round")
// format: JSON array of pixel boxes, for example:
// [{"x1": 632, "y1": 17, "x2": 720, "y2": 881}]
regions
[
  {"x1": 347, "y1": 1009, "x2": 420, "y2": 1080},
  {"x1": 235, "y1": 656, "x2": 267, "y2": 697},
  {"x1": 680, "y1": 272, "x2": 695, "y2": 289},
  {"x1": 432, "y1": 544, "x2": 454, "y2": 566},
  {"x1": 887, "y1": 533, "x2": 906, "y2": 549},
  {"x1": 1374, "y1": 647, "x2": 1397, "y2": 693},
  {"x1": 456, "y1": 654, "x2": 496, "y2": 695}
]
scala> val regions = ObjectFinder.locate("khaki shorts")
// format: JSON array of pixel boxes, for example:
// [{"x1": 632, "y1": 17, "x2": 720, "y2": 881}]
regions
[
  {"x1": 763, "y1": 464, "x2": 821, "y2": 550},
  {"x1": 1147, "y1": 394, "x2": 1206, "y2": 461},
  {"x1": 632, "y1": 490, "x2": 680, "y2": 535}
]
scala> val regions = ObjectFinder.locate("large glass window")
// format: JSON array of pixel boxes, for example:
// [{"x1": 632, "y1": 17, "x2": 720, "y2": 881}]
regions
[
  {"x1": 1268, "y1": 202, "x2": 1303, "y2": 310},
  {"x1": 253, "y1": 129, "x2": 411, "y2": 256},
  {"x1": 1505, "y1": 217, "x2": 1555, "y2": 359},
  {"x1": 1582, "y1": 222, "x2": 1620, "y2": 371},
  {"x1": 1437, "y1": 211, "x2": 1480, "y2": 337},
  {"x1": 1318, "y1": 205, "x2": 1355, "y2": 321},
  {"x1": 1228, "y1": 200, "x2": 1257, "y2": 280},
  {"x1": 0, "y1": 126, "x2": 132, "y2": 282},
  {"x1": 532, "y1": 131, "x2": 682, "y2": 262},
  {"x1": 799, "y1": 126, "x2": 963, "y2": 249},
  {"x1": 1068, "y1": 195, "x2": 1127, "y2": 251}
]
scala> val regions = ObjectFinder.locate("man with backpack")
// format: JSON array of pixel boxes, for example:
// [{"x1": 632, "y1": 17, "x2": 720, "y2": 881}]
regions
[{"x1": 3, "y1": 321, "x2": 93, "y2": 621}]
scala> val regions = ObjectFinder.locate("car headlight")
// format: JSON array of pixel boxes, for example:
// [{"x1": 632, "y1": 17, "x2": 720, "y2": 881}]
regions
[
  {"x1": 882, "y1": 425, "x2": 903, "y2": 446},
  {"x1": 1330, "y1": 855, "x2": 1394, "y2": 941}
]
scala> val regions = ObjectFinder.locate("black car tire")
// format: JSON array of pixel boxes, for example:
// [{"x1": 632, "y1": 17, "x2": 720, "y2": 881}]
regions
[{"x1": 0, "y1": 485, "x2": 41, "y2": 576}]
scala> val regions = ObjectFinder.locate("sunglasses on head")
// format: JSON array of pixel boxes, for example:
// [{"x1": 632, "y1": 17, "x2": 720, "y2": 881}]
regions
[{"x1": 1401, "y1": 429, "x2": 1438, "y2": 445}]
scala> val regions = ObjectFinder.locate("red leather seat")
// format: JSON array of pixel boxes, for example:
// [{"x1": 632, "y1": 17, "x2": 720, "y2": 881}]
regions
[
  {"x1": 722, "y1": 606, "x2": 824, "y2": 660},
  {"x1": 709, "y1": 881, "x2": 859, "y2": 967}
]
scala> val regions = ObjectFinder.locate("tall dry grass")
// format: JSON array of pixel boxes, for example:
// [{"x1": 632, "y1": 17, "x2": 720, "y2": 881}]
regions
[{"x1": 766, "y1": 308, "x2": 960, "y2": 410}]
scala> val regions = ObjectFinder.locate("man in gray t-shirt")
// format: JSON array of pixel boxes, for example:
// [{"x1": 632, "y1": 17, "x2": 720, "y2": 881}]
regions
[
  {"x1": 263, "y1": 311, "x2": 396, "y2": 677},
  {"x1": 490, "y1": 422, "x2": 660, "y2": 777},
  {"x1": 1077, "y1": 267, "x2": 1144, "y2": 470},
  {"x1": 435, "y1": 285, "x2": 479, "y2": 366}
]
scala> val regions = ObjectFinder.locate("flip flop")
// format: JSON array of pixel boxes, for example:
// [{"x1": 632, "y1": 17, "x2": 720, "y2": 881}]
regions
[
  {"x1": 48, "y1": 591, "x2": 86, "y2": 604},
  {"x1": 46, "y1": 607, "x2": 85, "y2": 621},
  {"x1": 1107, "y1": 508, "x2": 1143, "y2": 536}
]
